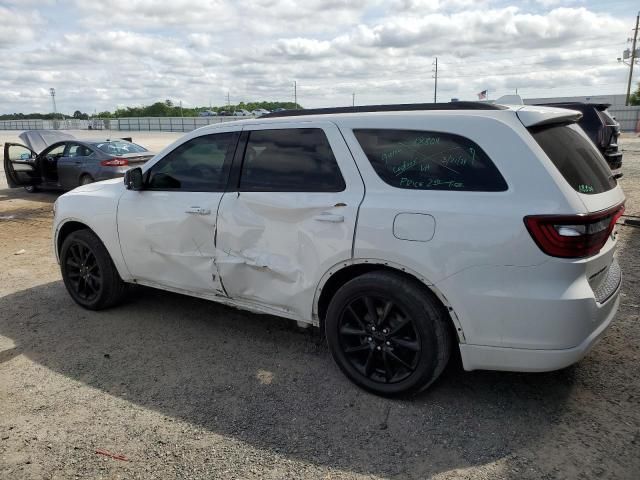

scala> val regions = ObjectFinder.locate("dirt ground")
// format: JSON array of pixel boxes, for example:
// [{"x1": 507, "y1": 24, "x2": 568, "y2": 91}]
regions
[{"x1": 0, "y1": 130, "x2": 638, "y2": 479}]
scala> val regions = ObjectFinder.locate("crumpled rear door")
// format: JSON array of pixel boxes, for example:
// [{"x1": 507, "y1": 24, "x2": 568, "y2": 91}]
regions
[{"x1": 215, "y1": 122, "x2": 364, "y2": 323}]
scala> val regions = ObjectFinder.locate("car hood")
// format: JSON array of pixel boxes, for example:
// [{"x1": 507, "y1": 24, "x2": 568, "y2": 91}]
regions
[{"x1": 19, "y1": 130, "x2": 75, "y2": 153}]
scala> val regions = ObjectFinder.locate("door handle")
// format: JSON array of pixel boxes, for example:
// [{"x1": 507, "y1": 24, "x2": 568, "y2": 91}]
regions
[
  {"x1": 313, "y1": 212, "x2": 344, "y2": 223},
  {"x1": 185, "y1": 206, "x2": 211, "y2": 215}
]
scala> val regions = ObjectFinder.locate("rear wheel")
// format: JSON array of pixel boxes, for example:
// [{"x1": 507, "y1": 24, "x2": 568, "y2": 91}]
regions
[
  {"x1": 325, "y1": 271, "x2": 451, "y2": 396},
  {"x1": 60, "y1": 229, "x2": 126, "y2": 310},
  {"x1": 23, "y1": 185, "x2": 38, "y2": 193},
  {"x1": 79, "y1": 174, "x2": 94, "y2": 186}
]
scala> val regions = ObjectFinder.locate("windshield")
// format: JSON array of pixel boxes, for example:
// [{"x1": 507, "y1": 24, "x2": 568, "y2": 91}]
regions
[
  {"x1": 95, "y1": 141, "x2": 147, "y2": 155},
  {"x1": 529, "y1": 123, "x2": 616, "y2": 195}
]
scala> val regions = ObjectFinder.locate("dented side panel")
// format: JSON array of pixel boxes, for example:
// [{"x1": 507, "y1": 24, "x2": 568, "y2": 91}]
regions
[
  {"x1": 117, "y1": 190, "x2": 227, "y2": 295},
  {"x1": 216, "y1": 122, "x2": 365, "y2": 323}
]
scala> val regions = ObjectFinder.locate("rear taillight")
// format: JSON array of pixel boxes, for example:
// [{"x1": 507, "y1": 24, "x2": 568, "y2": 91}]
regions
[
  {"x1": 100, "y1": 157, "x2": 129, "y2": 167},
  {"x1": 524, "y1": 204, "x2": 624, "y2": 258}
]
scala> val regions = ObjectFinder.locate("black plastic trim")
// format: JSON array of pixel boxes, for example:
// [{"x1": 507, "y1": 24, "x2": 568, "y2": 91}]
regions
[{"x1": 262, "y1": 102, "x2": 507, "y2": 118}]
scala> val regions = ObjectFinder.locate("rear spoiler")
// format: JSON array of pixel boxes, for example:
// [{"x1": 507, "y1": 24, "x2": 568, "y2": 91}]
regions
[{"x1": 516, "y1": 106, "x2": 582, "y2": 128}]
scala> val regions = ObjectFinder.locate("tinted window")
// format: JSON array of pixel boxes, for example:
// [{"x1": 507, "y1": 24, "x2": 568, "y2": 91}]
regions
[
  {"x1": 354, "y1": 129, "x2": 507, "y2": 191},
  {"x1": 239, "y1": 128, "x2": 345, "y2": 192},
  {"x1": 95, "y1": 141, "x2": 147, "y2": 155},
  {"x1": 529, "y1": 124, "x2": 615, "y2": 195},
  {"x1": 147, "y1": 133, "x2": 235, "y2": 191},
  {"x1": 66, "y1": 144, "x2": 93, "y2": 157}
]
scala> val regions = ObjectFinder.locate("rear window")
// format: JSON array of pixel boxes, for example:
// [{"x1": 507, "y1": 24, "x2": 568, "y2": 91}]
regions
[
  {"x1": 95, "y1": 141, "x2": 147, "y2": 155},
  {"x1": 529, "y1": 124, "x2": 616, "y2": 195},
  {"x1": 353, "y1": 129, "x2": 507, "y2": 191}
]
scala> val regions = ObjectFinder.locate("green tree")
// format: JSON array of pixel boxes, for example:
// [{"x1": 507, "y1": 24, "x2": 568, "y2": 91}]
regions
[{"x1": 630, "y1": 82, "x2": 640, "y2": 106}]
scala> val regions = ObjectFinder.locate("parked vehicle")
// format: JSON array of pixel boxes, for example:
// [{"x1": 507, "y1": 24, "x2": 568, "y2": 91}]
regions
[
  {"x1": 233, "y1": 109, "x2": 251, "y2": 117},
  {"x1": 535, "y1": 102, "x2": 622, "y2": 177},
  {"x1": 3, "y1": 130, "x2": 154, "y2": 192},
  {"x1": 11, "y1": 103, "x2": 623, "y2": 396},
  {"x1": 251, "y1": 109, "x2": 270, "y2": 117}
]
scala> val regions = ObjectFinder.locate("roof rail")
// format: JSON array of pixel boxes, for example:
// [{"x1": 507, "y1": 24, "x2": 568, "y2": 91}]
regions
[{"x1": 262, "y1": 102, "x2": 507, "y2": 118}]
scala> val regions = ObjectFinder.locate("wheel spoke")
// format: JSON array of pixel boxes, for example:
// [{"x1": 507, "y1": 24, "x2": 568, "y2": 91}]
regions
[
  {"x1": 393, "y1": 338, "x2": 420, "y2": 352},
  {"x1": 382, "y1": 350, "x2": 394, "y2": 382},
  {"x1": 364, "y1": 349, "x2": 375, "y2": 378},
  {"x1": 363, "y1": 296, "x2": 377, "y2": 325},
  {"x1": 340, "y1": 326, "x2": 366, "y2": 337},
  {"x1": 388, "y1": 316, "x2": 411, "y2": 336},
  {"x1": 70, "y1": 245, "x2": 82, "y2": 264},
  {"x1": 344, "y1": 343, "x2": 371, "y2": 354},
  {"x1": 66, "y1": 258, "x2": 80, "y2": 268},
  {"x1": 378, "y1": 300, "x2": 394, "y2": 328},
  {"x1": 345, "y1": 305, "x2": 367, "y2": 330},
  {"x1": 387, "y1": 350, "x2": 414, "y2": 371}
]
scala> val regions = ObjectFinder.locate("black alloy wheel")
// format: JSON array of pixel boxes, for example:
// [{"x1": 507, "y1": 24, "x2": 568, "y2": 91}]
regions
[
  {"x1": 325, "y1": 271, "x2": 451, "y2": 396},
  {"x1": 64, "y1": 241, "x2": 102, "y2": 302},
  {"x1": 60, "y1": 229, "x2": 127, "y2": 310},
  {"x1": 338, "y1": 294, "x2": 421, "y2": 384}
]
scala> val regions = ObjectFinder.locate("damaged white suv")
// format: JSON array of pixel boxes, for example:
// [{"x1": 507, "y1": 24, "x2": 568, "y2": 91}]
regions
[{"x1": 11, "y1": 102, "x2": 626, "y2": 395}]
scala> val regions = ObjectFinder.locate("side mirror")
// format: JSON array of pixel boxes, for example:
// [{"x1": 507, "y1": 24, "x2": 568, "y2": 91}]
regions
[{"x1": 124, "y1": 167, "x2": 144, "y2": 190}]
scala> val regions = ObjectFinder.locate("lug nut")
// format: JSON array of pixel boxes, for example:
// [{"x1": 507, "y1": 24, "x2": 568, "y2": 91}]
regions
[
  {"x1": 376, "y1": 346, "x2": 381, "y2": 351},
  {"x1": 386, "y1": 341, "x2": 391, "y2": 346},
  {"x1": 382, "y1": 328, "x2": 388, "y2": 334},
  {"x1": 371, "y1": 326, "x2": 376, "y2": 332},
  {"x1": 367, "y1": 337, "x2": 372, "y2": 342}
]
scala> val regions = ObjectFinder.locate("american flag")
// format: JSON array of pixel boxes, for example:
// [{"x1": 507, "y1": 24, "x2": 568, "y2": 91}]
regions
[{"x1": 477, "y1": 90, "x2": 487, "y2": 100}]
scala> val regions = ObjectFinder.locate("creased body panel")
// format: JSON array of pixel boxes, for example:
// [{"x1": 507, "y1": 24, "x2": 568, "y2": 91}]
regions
[{"x1": 117, "y1": 190, "x2": 226, "y2": 294}]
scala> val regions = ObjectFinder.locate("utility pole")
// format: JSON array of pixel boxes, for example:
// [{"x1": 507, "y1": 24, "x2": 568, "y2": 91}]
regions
[
  {"x1": 293, "y1": 80, "x2": 297, "y2": 108},
  {"x1": 352, "y1": 92, "x2": 355, "y2": 106},
  {"x1": 226, "y1": 92, "x2": 230, "y2": 108},
  {"x1": 432, "y1": 57, "x2": 438, "y2": 103},
  {"x1": 179, "y1": 100, "x2": 183, "y2": 117},
  {"x1": 626, "y1": 12, "x2": 639, "y2": 106}
]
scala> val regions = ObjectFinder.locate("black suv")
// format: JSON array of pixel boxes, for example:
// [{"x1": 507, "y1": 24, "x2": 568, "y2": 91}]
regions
[{"x1": 536, "y1": 102, "x2": 622, "y2": 176}]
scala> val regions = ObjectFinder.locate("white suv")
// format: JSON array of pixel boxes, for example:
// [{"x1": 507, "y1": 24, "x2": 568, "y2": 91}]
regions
[{"x1": 5, "y1": 102, "x2": 624, "y2": 396}]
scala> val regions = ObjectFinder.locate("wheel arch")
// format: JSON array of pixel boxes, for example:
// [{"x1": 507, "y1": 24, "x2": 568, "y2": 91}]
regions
[
  {"x1": 55, "y1": 219, "x2": 93, "y2": 261},
  {"x1": 313, "y1": 259, "x2": 466, "y2": 343}
]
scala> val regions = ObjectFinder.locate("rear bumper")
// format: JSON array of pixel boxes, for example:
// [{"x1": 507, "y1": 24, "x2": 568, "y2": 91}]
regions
[
  {"x1": 603, "y1": 150, "x2": 622, "y2": 170},
  {"x1": 459, "y1": 293, "x2": 620, "y2": 372}
]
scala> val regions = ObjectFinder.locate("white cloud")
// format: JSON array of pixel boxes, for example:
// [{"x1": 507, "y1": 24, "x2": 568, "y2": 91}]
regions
[
  {"x1": 0, "y1": 7, "x2": 43, "y2": 48},
  {"x1": 0, "y1": 1, "x2": 631, "y2": 113}
]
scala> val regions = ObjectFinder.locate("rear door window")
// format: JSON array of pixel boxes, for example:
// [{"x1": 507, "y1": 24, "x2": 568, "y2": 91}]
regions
[
  {"x1": 529, "y1": 124, "x2": 616, "y2": 195},
  {"x1": 353, "y1": 129, "x2": 507, "y2": 191},
  {"x1": 239, "y1": 128, "x2": 345, "y2": 192}
]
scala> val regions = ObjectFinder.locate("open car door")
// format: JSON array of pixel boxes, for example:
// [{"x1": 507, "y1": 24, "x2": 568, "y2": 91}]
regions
[{"x1": 3, "y1": 143, "x2": 40, "y2": 188}]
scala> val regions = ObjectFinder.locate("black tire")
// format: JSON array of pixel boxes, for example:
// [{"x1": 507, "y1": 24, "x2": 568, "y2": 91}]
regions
[
  {"x1": 79, "y1": 175, "x2": 94, "y2": 186},
  {"x1": 60, "y1": 229, "x2": 126, "y2": 310},
  {"x1": 325, "y1": 271, "x2": 451, "y2": 396},
  {"x1": 24, "y1": 185, "x2": 38, "y2": 193}
]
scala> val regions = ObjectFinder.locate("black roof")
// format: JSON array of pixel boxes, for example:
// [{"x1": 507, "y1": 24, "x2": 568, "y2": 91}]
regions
[{"x1": 262, "y1": 102, "x2": 507, "y2": 118}]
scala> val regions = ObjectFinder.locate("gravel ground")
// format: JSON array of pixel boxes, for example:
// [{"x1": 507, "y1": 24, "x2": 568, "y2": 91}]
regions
[{"x1": 0, "y1": 130, "x2": 638, "y2": 479}]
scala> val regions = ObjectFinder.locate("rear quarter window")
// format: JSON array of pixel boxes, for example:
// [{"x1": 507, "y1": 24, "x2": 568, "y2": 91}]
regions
[
  {"x1": 529, "y1": 124, "x2": 616, "y2": 195},
  {"x1": 353, "y1": 129, "x2": 507, "y2": 191}
]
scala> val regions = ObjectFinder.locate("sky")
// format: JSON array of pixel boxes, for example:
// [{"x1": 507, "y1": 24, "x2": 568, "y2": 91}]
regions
[{"x1": 0, "y1": 0, "x2": 637, "y2": 113}]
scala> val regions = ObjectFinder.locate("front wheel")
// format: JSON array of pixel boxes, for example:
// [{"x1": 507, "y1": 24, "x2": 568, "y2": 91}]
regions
[
  {"x1": 24, "y1": 185, "x2": 38, "y2": 193},
  {"x1": 60, "y1": 229, "x2": 126, "y2": 310},
  {"x1": 325, "y1": 271, "x2": 451, "y2": 396}
]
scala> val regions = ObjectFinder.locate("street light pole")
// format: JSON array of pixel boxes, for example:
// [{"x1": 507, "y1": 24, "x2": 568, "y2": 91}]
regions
[
  {"x1": 49, "y1": 88, "x2": 57, "y2": 116},
  {"x1": 626, "y1": 12, "x2": 639, "y2": 106}
]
